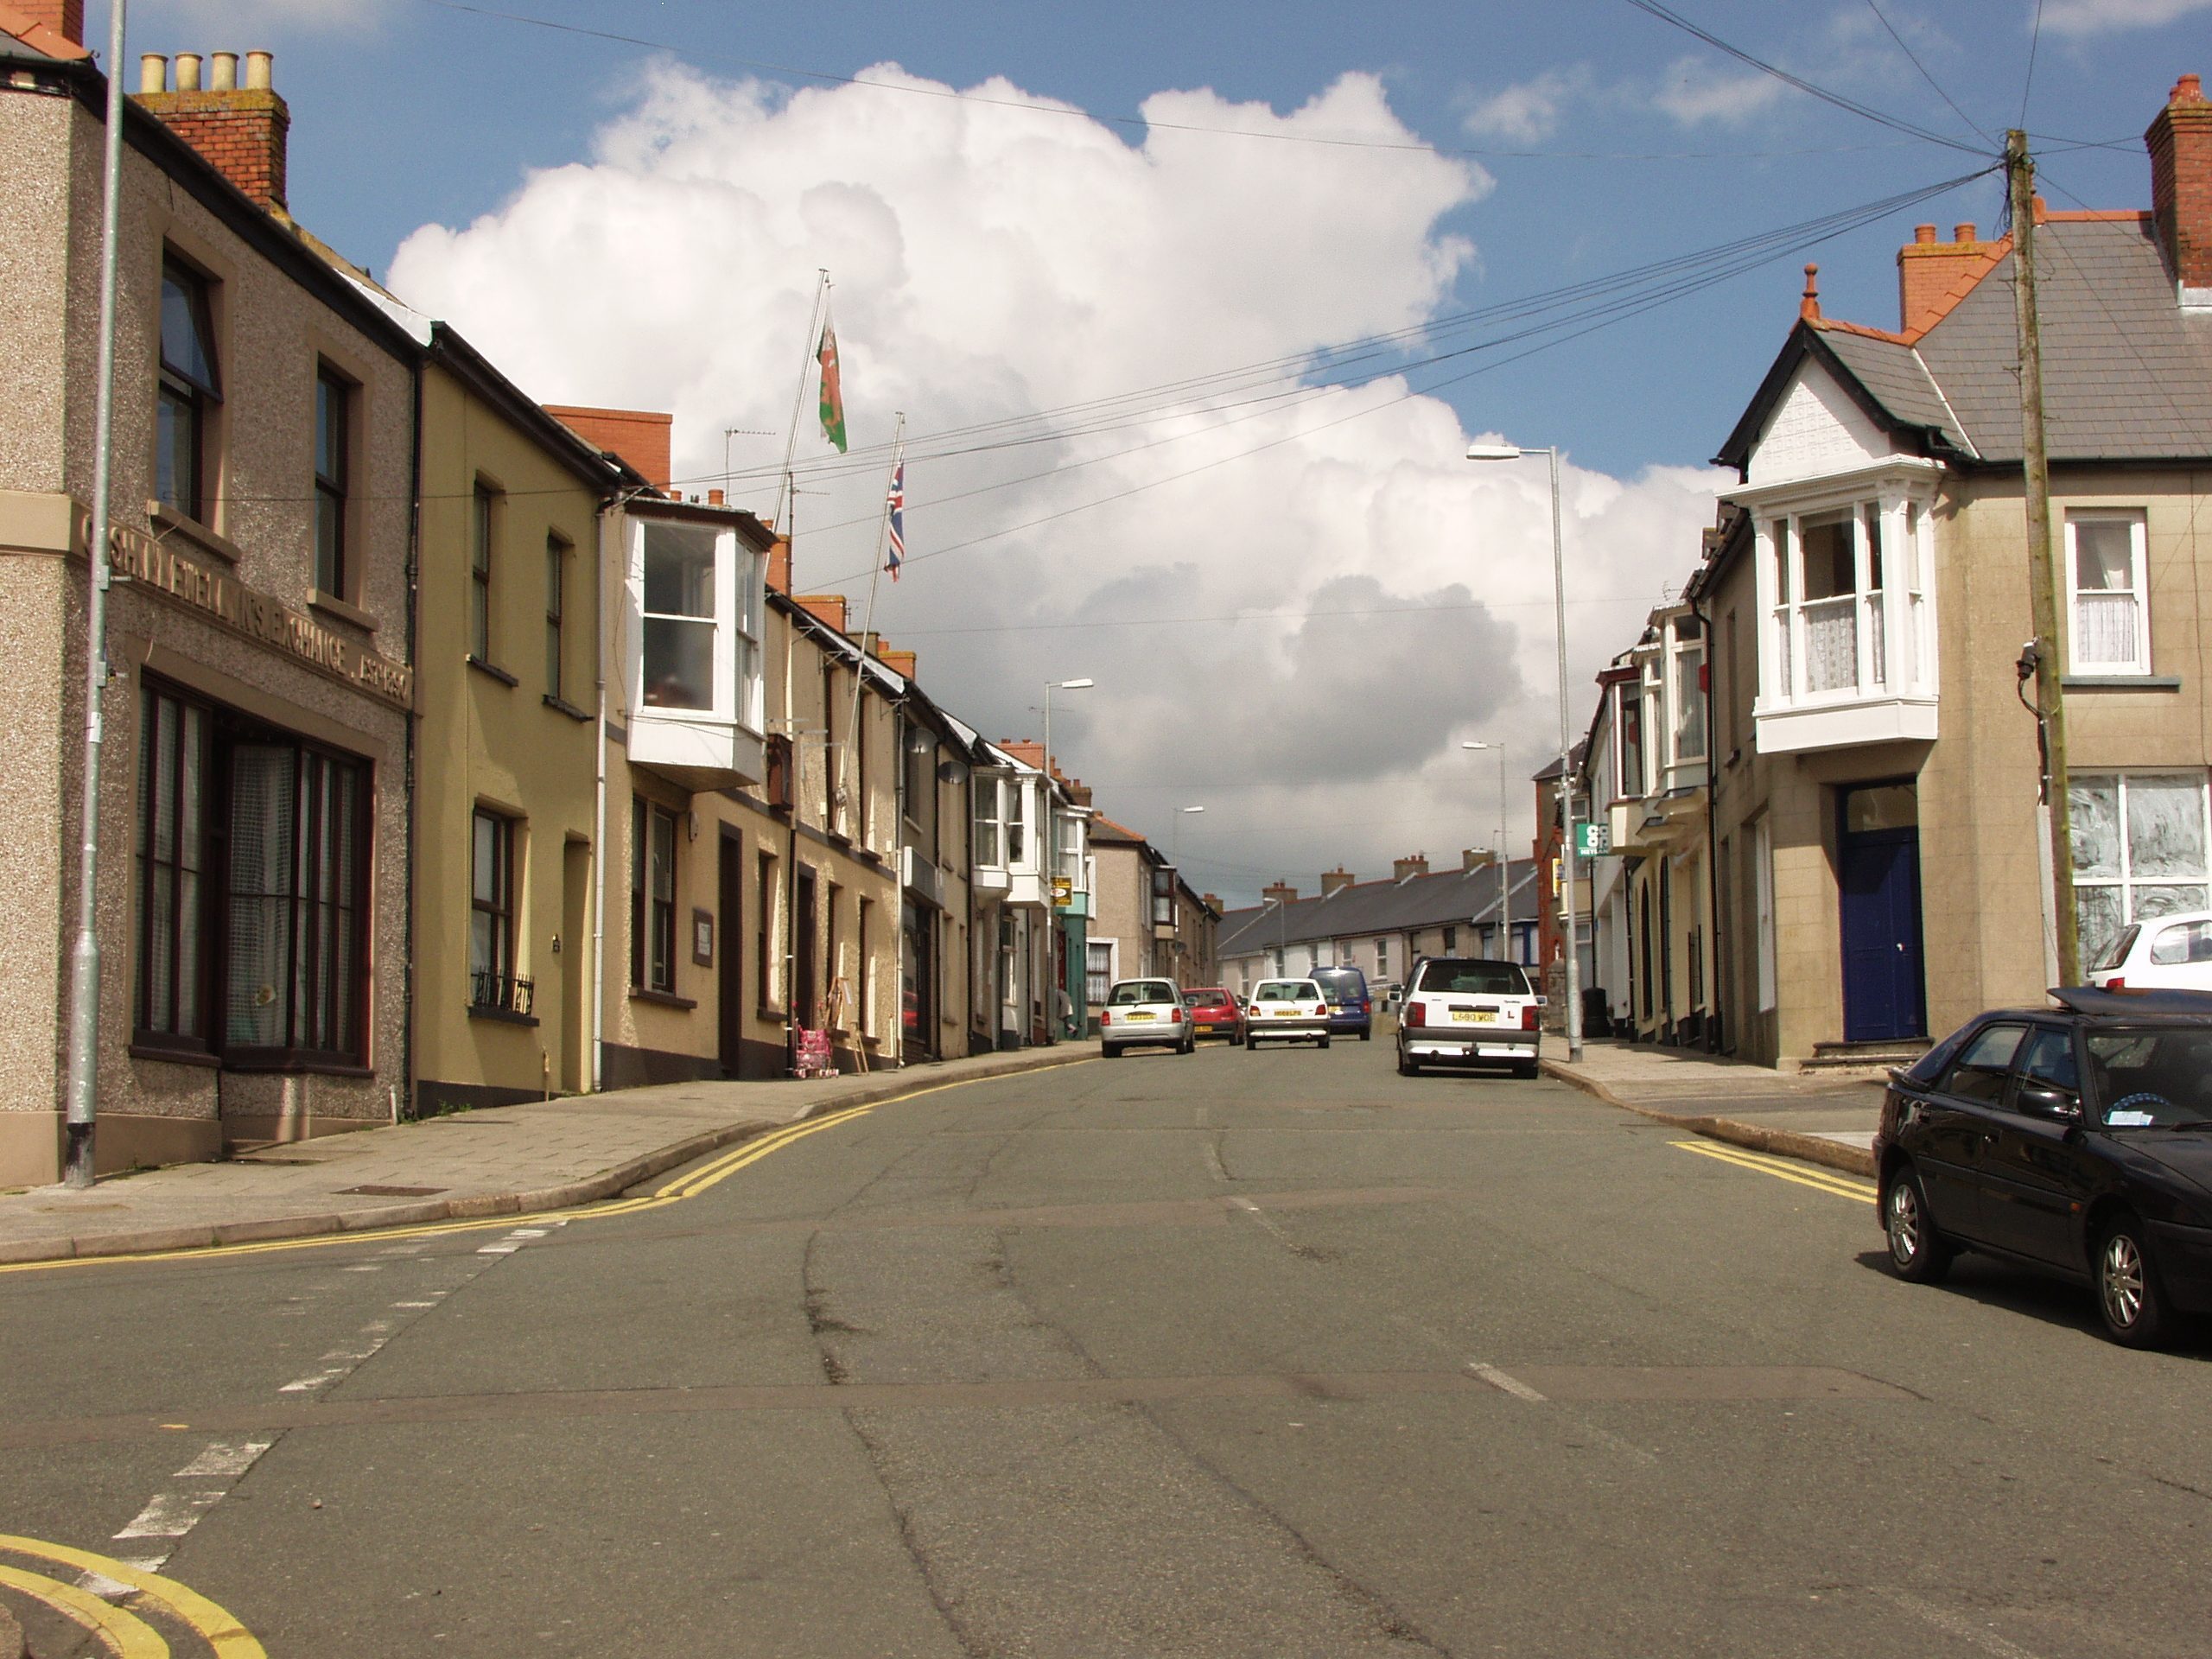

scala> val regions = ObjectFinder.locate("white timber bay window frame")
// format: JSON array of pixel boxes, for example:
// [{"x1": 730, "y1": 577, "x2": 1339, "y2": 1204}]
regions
[
  {"x1": 973, "y1": 768, "x2": 1012, "y2": 891},
  {"x1": 621, "y1": 511, "x2": 766, "y2": 789},
  {"x1": 2064, "y1": 511, "x2": 2152, "y2": 677},
  {"x1": 1734, "y1": 462, "x2": 1941, "y2": 754}
]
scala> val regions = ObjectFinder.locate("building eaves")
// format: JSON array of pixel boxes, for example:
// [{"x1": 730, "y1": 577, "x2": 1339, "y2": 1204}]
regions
[{"x1": 424, "y1": 323, "x2": 633, "y2": 493}]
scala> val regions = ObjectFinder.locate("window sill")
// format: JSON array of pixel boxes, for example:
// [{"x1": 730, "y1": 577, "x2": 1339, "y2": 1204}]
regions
[
  {"x1": 630, "y1": 987, "x2": 698, "y2": 1011},
  {"x1": 2063, "y1": 675, "x2": 2181, "y2": 691},
  {"x1": 467, "y1": 655, "x2": 519, "y2": 687},
  {"x1": 147, "y1": 500, "x2": 246, "y2": 565},
  {"x1": 130, "y1": 1041, "x2": 219, "y2": 1068},
  {"x1": 308, "y1": 588, "x2": 379, "y2": 632},
  {"x1": 543, "y1": 694, "x2": 594, "y2": 722},
  {"x1": 757, "y1": 1002, "x2": 787, "y2": 1021},
  {"x1": 467, "y1": 1003, "x2": 539, "y2": 1027}
]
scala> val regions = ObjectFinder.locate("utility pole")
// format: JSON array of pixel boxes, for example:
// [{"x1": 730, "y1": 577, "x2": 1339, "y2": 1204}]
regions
[{"x1": 2009, "y1": 128, "x2": 2079, "y2": 985}]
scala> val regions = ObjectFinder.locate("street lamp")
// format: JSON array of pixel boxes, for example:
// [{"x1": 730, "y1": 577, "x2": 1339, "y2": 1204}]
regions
[
  {"x1": 1461, "y1": 742, "x2": 1511, "y2": 957},
  {"x1": 1466, "y1": 439, "x2": 1582, "y2": 1061},
  {"x1": 1042, "y1": 678, "x2": 1092, "y2": 1042}
]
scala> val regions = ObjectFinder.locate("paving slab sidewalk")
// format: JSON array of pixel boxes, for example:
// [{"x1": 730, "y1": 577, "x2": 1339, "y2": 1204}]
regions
[
  {"x1": 0, "y1": 1046, "x2": 1097, "y2": 1266},
  {"x1": 1540, "y1": 1037, "x2": 1885, "y2": 1178}
]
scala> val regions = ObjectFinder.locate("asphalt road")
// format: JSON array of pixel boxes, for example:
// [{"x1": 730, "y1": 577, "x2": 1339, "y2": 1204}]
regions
[{"x1": 3, "y1": 1043, "x2": 2209, "y2": 1658}]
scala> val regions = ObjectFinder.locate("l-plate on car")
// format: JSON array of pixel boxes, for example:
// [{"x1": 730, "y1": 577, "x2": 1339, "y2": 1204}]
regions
[
  {"x1": 1875, "y1": 987, "x2": 2212, "y2": 1347},
  {"x1": 1395, "y1": 957, "x2": 1541, "y2": 1077},
  {"x1": 1098, "y1": 978, "x2": 1193, "y2": 1058}
]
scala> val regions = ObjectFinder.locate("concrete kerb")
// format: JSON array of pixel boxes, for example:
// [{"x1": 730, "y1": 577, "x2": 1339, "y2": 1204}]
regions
[
  {"x1": 1541, "y1": 1058, "x2": 1878, "y2": 1180},
  {"x1": 1, "y1": 1046, "x2": 1098, "y2": 1268}
]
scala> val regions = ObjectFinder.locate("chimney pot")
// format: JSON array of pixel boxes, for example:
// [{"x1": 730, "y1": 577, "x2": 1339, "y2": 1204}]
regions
[
  {"x1": 138, "y1": 53, "x2": 168, "y2": 94},
  {"x1": 1953, "y1": 222, "x2": 1976, "y2": 244},
  {"x1": 174, "y1": 53, "x2": 202, "y2": 92},
  {"x1": 706, "y1": 487, "x2": 725, "y2": 505},
  {"x1": 245, "y1": 50, "x2": 273, "y2": 91},
  {"x1": 1913, "y1": 223, "x2": 1937, "y2": 244},
  {"x1": 210, "y1": 51, "x2": 238, "y2": 91},
  {"x1": 2176, "y1": 73, "x2": 2205, "y2": 105}
]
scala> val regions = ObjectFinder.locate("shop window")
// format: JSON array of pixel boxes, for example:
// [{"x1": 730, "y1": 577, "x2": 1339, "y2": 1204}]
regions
[
  {"x1": 2070, "y1": 772, "x2": 2210, "y2": 965},
  {"x1": 157, "y1": 258, "x2": 220, "y2": 522},
  {"x1": 135, "y1": 685, "x2": 211, "y2": 1047}
]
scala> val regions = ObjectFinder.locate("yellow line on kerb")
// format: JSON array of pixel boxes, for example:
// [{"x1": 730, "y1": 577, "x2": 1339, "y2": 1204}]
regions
[
  {"x1": 1, "y1": 1068, "x2": 1080, "y2": 1275},
  {"x1": 1671, "y1": 1139, "x2": 1877, "y2": 1205},
  {"x1": 0, "y1": 1534, "x2": 268, "y2": 1656}
]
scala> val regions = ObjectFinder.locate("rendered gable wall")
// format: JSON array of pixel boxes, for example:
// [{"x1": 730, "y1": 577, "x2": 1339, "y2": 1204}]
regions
[{"x1": 1745, "y1": 359, "x2": 1897, "y2": 487}]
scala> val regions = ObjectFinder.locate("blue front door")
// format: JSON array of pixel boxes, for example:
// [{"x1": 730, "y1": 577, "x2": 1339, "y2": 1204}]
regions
[{"x1": 1839, "y1": 797, "x2": 1927, "y2": 1042}]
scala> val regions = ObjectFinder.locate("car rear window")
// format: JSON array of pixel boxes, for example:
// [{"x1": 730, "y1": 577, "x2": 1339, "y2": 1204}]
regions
[
  {"x1": 1412, "y1": 959, "x2": 1529, "y2": 996},
  {"x1": 1185, "y1": 988, "x2": 1229, "y2": 1003},
  {"x1": 1255, "y1": 981, "x2": 1318, "y2": 1002},
  {"x1": 2090, "y1": 924, "x2": 2140, "y2": 975},
  {"x1": 2088, "y1": 1027, "x2": 2212, "y2": 1125},
  {"x1": 1312, "y1": 969, "x2": 1366, "y2": 1001},
  {"x1": 1109, "y1": 981, "x2": 1176, "y2": 1005}
]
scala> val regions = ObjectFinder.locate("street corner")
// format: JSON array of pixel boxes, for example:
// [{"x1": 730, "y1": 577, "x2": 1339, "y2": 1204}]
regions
[{"x1": 0, "y1": 1532, "x2": 265, "y2": 1656}]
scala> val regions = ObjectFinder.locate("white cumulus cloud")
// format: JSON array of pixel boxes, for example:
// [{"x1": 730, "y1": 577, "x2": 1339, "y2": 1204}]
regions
[
  {"x1": 389, "y1": 61, "x2": 1721, "y2": 899},
  {"x1": 2041, "y1": 0, "x2": 2212, "y2": 33}
]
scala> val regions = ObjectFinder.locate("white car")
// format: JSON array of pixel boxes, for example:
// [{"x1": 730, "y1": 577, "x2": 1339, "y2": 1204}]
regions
[
  {"x1": 1396, "y1": 957, "x2": 1541, "y2": 1077},
  {"x1": 1244, "y1": 979, "x2": 1332, "y2": 1048},
  {"x1": 2088, "y1": 911, "x2": 2212, "y2": 993},
  {"x1": 1099, "y1": 978, "x2": 1193, "y2": 1058}
]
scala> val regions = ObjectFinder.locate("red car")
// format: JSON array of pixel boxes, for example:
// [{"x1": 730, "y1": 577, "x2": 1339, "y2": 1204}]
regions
[{"x1": 1181, "y1": 987, "x2": 1244, "y2": 1042}]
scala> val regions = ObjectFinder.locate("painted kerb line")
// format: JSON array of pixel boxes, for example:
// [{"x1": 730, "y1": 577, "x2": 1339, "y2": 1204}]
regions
[{"x1": 1671, "y1": 1139, "x2": 1877, "y2": 1204}]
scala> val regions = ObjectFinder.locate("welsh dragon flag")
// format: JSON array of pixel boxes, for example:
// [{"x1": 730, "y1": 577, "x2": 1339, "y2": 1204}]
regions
[{"x1": 817, "y1": 322, "x2": 848, "y2": 453}]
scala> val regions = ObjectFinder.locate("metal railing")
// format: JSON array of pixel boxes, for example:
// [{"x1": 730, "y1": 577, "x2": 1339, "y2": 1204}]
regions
[{"x1": 471, "y1": 970, "x2": 534, "y2": 1016}]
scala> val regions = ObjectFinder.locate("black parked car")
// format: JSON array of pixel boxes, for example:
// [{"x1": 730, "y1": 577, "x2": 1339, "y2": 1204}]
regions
[{"x1": 1875, "y1": 987, "x2": 2212, "y2": 1346}]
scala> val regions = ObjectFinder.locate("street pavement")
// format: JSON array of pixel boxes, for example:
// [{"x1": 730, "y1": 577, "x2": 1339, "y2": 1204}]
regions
[{"x1": 3, "y1": 1041, "x2": 2208, "y2": 1657}]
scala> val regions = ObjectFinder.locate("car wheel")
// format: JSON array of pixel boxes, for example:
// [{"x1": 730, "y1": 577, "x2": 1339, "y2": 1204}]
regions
[
  {"x1": 1318, "y1": 1034, "x2": 1332, "y2": 1049},
  {"x1": 1359, "y1": 1028, "x2": 1371, "y2": 1042},
  {"x1": 1244, "y1": 1033, "x2": 1255, "y2": 1050},
  {"x1": 1179, "y1": 1035, "x2": 1195, "y2": 1055},
  {"x1": 1396, "y1": 1045, "x2": 1417, "y2": 1077},
  {"x1": 2095, "y1": 1214, "x2": 2172, "y2": 1348},
  {"x1": 1881, "y1": 1164, "x2": 1953, "y2": 1285},
  {"x1": 1512, "y1": 1060, "x2": 1539, "y2": 1079}
]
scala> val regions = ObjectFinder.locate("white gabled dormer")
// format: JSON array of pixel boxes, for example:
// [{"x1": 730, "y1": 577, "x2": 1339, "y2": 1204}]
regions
[{"x1": 1727, "y1": 356, "x2": 1943, "y2": 755}]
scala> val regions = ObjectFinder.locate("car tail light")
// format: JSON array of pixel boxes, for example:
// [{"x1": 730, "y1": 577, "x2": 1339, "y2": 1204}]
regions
[
  {"x1": 2107, "y1": 977, "x2": 2125, "y2": 990},
  {"x1": 1100, "y1": 1009, "x2": 1111, "y2": 1026},
  {"x1": 1171, "y1": 1006, "x2": 1183, "y2": 1024},
  {"x1": 1406, "y1": 1002, "x2": 1425, "y2": 1028},
  {"x1": 1360, "y1": 999, "x2": 1371, "y2": 1014},
  {"x1": 1315, "y1": 1004, "x2": 1328, "y2": 1017},
  {"x1": 1521, "y1": 1003, "x2": 1538, "y2": 1031}
]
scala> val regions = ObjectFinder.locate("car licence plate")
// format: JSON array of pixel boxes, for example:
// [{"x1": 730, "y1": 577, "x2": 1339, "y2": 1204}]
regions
[
  {"x1": 1452, "y1": 1009, "x2": 1496, "y2": 1024},
  {"x1": 1127, "y1": 1012, "x2": 1155, "y2": 1021},
  {"x1": 1272, "y1": 1008, "x2": 1301, "y2": 1018}
]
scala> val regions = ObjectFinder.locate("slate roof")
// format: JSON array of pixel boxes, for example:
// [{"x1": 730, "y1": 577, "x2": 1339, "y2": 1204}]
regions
[
  {"x1": 1719, "y1": 215, "x2": 2212, "y2": 473},
  {"x1": 1217, "y1": 858, "x2": 1537, "y2": 958}
]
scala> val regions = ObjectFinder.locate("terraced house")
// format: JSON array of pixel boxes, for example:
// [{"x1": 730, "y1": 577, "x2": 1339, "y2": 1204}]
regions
[{"x1": 1671, "y1": 74, "x2": 2212, "y2": 1069}]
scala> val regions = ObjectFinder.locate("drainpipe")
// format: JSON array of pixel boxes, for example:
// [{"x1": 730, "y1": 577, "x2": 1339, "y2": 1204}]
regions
[
  {"x1": 400, "y1": 352, "x2": 423, "y2": 1116},
  {"x1": 590, "y1": 499, "x2": 615, "y2": 1092},
  {"x1": 1688, "y1": 588, "x2": 1724, "y2": 1054}
]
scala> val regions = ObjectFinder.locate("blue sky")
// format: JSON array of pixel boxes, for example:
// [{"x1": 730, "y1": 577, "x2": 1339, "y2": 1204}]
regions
[{"x1": 104, "y1": 0, "x2": 2212, "y2": 901}]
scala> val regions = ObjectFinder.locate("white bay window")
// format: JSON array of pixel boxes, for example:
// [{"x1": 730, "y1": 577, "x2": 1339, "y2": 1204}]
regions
[{"x1": 621, "y1": 506, "x2": 766, "y2": 790}]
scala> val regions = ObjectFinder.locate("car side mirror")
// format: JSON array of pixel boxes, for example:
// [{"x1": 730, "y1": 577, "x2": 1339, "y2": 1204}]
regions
[{"x1": 2017, "y1": 1082, "x2": 2082, "y2": 1122}]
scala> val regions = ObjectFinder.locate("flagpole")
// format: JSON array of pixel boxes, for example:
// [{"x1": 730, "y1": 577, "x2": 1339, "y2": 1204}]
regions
[
  {"x1": 773, "y1": 269, "x2": 830, "y2": 545},
  {"x1": 843, "y1": 415, "x2": 904, "y2": 836}
]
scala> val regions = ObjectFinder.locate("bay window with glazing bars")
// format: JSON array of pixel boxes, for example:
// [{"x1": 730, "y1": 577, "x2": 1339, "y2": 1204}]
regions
[
  {"x1": 135, "y1": 677, "x2": 370, "y2": 1067},
  {"x1": 1763, "y1": 499, "x2": 1930, "y2": 704}
]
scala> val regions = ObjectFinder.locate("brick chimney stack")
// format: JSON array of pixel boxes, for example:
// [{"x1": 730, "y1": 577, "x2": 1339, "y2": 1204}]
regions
[
  {"x1": 1392, "y1": 853, "x2": 1430, "y2": 881},
  {"x1": 134, "y1": 50, "x2": 289, "y2": 213},
  {"x1": 766, "y1": 537, "x2": 791, "y2": 595},
  {"x1": 18, "y1": 1, "x2": 82, "y2": 44},
  {"x1": 2148, "y1": 72, "x2": 2212, "y2": 301},
  {"x1": 1896, "y1": 221, "x2": 2005, "y2": 335},
  {"x1": 1262, "y1": 881, "x2": 1298, "y2": 906},
  {"x1": 1319, "y1": 868, "x2": 1356, "y2": 897},
  {"x1": 1461, "y1": 848, "x2": 1495, "y2": 872},
  {"x1": 543, "y1": 406, "x2": 673, "y2": 491}
]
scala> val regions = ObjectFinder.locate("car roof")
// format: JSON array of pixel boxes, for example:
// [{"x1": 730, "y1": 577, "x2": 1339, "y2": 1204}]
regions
[{"x1": 2045, "y1": 985, "x2": 2212, "y2": 1020}]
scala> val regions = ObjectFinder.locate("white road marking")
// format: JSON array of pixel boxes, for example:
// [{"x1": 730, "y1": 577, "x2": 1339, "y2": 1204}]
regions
[
  {"x1": 1467, "y1": 1362, "x2": 1547, "y2": 1403},
  {"x1": 1228, "y1": 1196, "x2": 1297, "y2": 1249},
  {"x1": 1202, "y1": 1139, "x2": 1229, "y2": 1184},
  {"x1": 340, "y1": 1263, "x2": 382, "y2": 1273},
  {"x1": 114, "y1": 1490, "x2": 224, "y2": 1539},
  {"x1": 1884, "y1": 1591, "x2": 2048, "y2": 1658},
  {"x1": 173, "y1": 1440, "x2": 273, "y2": 1479}
]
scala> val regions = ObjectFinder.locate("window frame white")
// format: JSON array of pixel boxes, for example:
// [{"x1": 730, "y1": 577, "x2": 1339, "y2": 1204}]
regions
[
  {"x1": 2063, "y1": 510, "x2": 2151, "y2": 677},
  {"x1": 2070, "y1": 770, "x2": 2210, "y2": 963},
  {"x1": 630, "y1": 516, "x2": 741, "y2": 722}
]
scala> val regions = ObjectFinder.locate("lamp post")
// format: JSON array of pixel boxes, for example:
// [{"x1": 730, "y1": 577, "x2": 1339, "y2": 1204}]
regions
[
  {"x1": 1465, "y1": 441, "x2": 1582, "y2": 1061},
  {"x1": 1042, "y1": 678, "x2": 1091, "y2": 1042},
  {"x1": 1461, "y1": 741, "x2": 1511, "y2": 958}
]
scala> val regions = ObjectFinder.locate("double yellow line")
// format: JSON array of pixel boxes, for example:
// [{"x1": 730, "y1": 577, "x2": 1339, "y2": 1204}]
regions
[
  {"x1": 1670, "y1": 1138, "x2": 1877, "y2": 1205},
  {"x1": 0, "y1": 1534, "x2": 264, "y2": 1656},
  {"x1": 2, "y1": 1071, "x2": 1032, "y2": 1276}
]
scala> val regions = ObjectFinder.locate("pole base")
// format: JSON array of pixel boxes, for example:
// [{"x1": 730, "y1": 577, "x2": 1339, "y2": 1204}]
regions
[{"x1": 63, "y1": 1122, "x2": 96, "y2": 1188}]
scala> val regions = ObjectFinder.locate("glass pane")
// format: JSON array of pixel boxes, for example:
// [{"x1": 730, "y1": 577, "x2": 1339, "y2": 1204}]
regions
[
  {"x1": 180, "y1": 706, "x2": 205, "y2": 870},
  {"x1": 1800, "y1": 511, "x2": 1853, "y2": 600},
  {"x1": 2072, "y1": 519, "x2": 2134, "y2": 592},
  {"x1": 2149, "y1": 920, "x2": 2212, "y2": 965},
  {"x1": 161, "y1": 270, "x2": 215, "y2": 390},
  {"x1": 1864, "y1": 505, "x2": 1885, "y2": 590},
  {"x1": 156, "y1": 385, "x2": 194, "y2": 512},
  {"x1": 1802, "y1": 597, "x2": 1857, "y2": 692},
  {"x1": 642, "y1": 618, "x2": 715, "y2": 710},
  {"x1": 474, "y1": 813, "x2": 498, "y2": 905},
  {"x1": 147, "y1": 865, "x2": 175, "y2": 1029},
  {"x1": 315, "y1": 376, "x2": 343, "y2": 480},
  {"x1": 470, "y1": 909, "x2": 496, "y2": 980},
  {"x1": 1846, "y1": 785, "x2": 1917, "y2": 834},
  {"x1": 652, "y1": 811, "x2": 675, "y2": 902},
  {"x1": 1673, "y1": 645, "x2": 1705, "y2": 760},
  {"x1": 2075, "y1": 884, "x2": 2125, "y2": 967},
  {"x1": 227, "y1": 745, "x2": 296, "y2": 1047},
  {"x1": 149, "y1": 701, "x2": 175, "y2": 863},
  {"x1": 177, "y1": 868, "x2": 201, "y2": 1033},
  {"x1": 2068, "y1": 778, "x2": 2120, "y2": 879},
  {"x1": 2074, "y1": 593, "x2": 2139, "y2": 668},
  {"x1": 2125, "y1": 776, "x2": 2206, "y2": 879},
  {"x1": 316, "y1": 492, "x2": 342, "y2": 594},
  {"x1": 2133, "y1": 883, "x2": 2207, "y2": 921},
  {"x1": 642, "y1": 521, "x2": 717, "y2": 618}
]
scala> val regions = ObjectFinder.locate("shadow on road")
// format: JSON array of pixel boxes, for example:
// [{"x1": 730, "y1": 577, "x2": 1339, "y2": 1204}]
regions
[{"x1": 1850, "y1": 1248, "x2": 2212, "y2": 1357}]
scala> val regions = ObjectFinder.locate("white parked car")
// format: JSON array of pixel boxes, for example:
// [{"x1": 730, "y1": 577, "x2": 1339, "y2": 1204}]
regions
[
  {"x1": 1099, "y1": 978, "x2": 1192, "y2": 1058},
  {"x1": 1396, "y1": 957, "x2": 1541, "y2": 1077},
  {"x1": 2087, "y1": 912, "x2": 2212, "y2": 993},
  {"x1": 1244, "y1": 979, "x2": 1332, "y2": 1049}
]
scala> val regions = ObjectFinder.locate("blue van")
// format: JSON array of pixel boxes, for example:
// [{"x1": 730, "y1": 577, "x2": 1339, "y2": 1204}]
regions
[{"x1": 1309, "y1": 966, "x2": 1373, "y2": 1040}]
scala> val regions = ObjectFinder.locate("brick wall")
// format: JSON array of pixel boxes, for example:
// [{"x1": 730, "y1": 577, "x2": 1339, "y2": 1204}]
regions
[
  {"x1": 2147, "y1": 73, "x2": 2211, "y2": 292},
  {"x1": 135, "y1": 90, "x2": 289, "y2": 211}
]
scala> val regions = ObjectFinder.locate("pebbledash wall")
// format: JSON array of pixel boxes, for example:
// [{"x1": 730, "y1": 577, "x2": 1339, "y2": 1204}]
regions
[{"x1": 0, "y1": 47, "x2": 417, "y2": 1183}]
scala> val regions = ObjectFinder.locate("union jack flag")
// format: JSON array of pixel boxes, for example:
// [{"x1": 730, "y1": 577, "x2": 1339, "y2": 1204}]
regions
[{"x1": 885, "y1": 459, "x2": 906, "y2": 582}]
